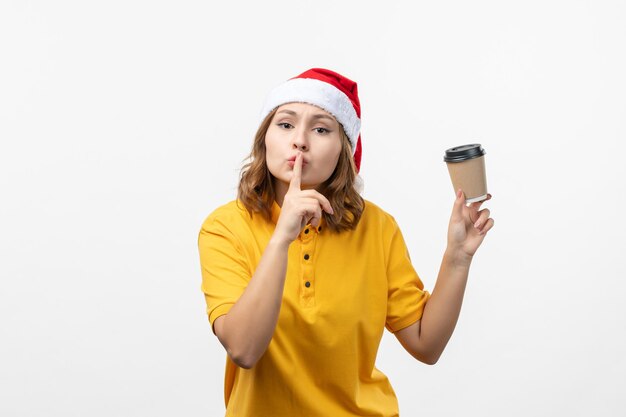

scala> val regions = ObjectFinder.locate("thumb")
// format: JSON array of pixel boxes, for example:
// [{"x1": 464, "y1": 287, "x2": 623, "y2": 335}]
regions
[{"x1": 452, "y1": 189, "x2": 465, "y2": 218}]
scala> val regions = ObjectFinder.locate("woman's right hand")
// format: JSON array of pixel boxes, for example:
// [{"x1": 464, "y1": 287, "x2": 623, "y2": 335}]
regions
[{"x1": 272, "y1": 152, "x2": 334, "y2": 244}]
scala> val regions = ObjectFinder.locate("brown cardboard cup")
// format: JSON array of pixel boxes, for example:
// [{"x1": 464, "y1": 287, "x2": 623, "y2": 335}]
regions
[{"x1": 444, "y1": 144, "x2": 488, "y2": 203}]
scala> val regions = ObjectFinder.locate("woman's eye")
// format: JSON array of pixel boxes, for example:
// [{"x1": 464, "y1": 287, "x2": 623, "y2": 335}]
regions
[
  {"x1": 278, "y1": 122, "x2": 293, "y2": 129},
  {"x1": 314, "y1": 127, "x2": 329, "y2": 134}
]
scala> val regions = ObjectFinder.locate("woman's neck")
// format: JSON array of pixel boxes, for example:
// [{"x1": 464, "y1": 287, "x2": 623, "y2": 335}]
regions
[{"x1": 274, "y1": 181, "x2": 288, "y2": 207}]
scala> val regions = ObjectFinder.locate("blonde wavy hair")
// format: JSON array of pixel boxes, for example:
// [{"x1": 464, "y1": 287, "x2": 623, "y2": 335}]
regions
[{"x1": 237, "y1": 108, "x2": 364, "y2": 232}]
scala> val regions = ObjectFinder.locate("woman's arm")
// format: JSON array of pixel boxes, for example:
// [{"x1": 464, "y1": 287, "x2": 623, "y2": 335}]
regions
[
  {"x1": 213, "y1": 152, "x2": 333, "y2": 369},
  {"x1": 394, "y1": 250, "x2": 471, "y2": 364},
  {"x1": 213, "y1": 237, "x2": 290, "y2": 369},
  {"x1": 395, "y1": 189, "x2": 494, "y2": 364}
]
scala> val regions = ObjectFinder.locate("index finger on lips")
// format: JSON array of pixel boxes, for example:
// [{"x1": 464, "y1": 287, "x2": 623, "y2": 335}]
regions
[{"x1": 289, "y1": 152, "x2": 302, "y2": 191}]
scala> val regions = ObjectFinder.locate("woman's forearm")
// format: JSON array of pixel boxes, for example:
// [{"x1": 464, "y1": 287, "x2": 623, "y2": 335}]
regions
[
  {"x1": 417, "y1": 249, "x2": 472, "y2": 362},
  {"x1": 216, "y1": 237, "x2": 290, "y2": 369}
]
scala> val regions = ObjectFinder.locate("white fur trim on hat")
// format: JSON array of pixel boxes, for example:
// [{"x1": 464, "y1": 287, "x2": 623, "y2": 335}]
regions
[{"x1": 259, "y1": 78, "x2": 361, "y2": 153}]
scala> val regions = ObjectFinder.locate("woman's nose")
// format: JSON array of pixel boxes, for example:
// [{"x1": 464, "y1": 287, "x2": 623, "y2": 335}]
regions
[{"x1": 292, "y1": 129, "x2": 308, "y2": 151}]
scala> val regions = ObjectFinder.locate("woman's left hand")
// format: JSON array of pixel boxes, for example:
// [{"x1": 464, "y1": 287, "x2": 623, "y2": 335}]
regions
[{"x1": 447, "y1": 189, "x2": 494, "y2": 261}]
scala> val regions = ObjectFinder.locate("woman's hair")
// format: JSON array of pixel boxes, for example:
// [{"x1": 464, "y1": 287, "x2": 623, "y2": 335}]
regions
[{"x1": 237, "y1": 108, "x2": 364, "y2": 232}]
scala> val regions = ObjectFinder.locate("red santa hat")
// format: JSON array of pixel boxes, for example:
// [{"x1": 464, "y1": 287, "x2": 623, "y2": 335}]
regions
[{"x1": 259, "y1": 68, "x2": 363, "y2": 172}]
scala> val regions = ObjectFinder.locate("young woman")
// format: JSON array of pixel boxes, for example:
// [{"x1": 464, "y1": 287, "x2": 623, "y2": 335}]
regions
[{"x1": 198, "y1": 68, "x2": 494, "y2": 416}]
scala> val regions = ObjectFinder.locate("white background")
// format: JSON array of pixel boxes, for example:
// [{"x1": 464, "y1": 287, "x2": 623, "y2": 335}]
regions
[{"x1": 1, "y1": 1, "x2": 625, "y2": 416}]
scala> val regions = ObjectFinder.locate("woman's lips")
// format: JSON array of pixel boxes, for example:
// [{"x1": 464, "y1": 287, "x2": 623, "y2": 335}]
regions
[
  {"x1": 287, "y1": 160, "x2": 308, "y2": 168},
  {"x1": 287, "y1": 156, "x2": 308, "y2": 168}
]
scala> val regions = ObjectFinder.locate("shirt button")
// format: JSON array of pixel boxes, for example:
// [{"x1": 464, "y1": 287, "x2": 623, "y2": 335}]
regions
[
  {"x1": 304, "y1": 254, "x2": 310, "y2": 260},
  {"x1": 318, "y1": 226, "x2": 322, "y2": 232},
  {"x1": 304, "y1": 229, "x2": 310, "y2": 234},
  {"x1": 305, "y1": 281, "x2": 311, "y2": 288}
]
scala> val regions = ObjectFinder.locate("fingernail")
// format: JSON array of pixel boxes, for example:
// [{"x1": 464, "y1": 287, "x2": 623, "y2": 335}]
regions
[{"x1": 474, "y1": 221, "x2": 481, "y2": 228}]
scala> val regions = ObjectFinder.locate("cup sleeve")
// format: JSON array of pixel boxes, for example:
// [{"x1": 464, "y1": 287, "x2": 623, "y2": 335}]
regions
[
  {"x1": 198, "y1": 217, "x2": 251, "y2": 334},
  {"x1": 385, "y1": 222, "x2": 430, "y2": 333}
]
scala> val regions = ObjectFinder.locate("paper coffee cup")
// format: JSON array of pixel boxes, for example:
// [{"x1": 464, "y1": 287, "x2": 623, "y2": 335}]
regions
[{"x1": 444, "y1": 144, "x2": 488, "y2": 203}]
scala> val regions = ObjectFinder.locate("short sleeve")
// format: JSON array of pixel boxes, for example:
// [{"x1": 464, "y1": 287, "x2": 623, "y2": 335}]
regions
[
  {"x1": 385, "y1": 221, "x2": 430, "y2": 333},
  {"x1": 198, "y1": 215, "x2": 252, "y2": 334}
]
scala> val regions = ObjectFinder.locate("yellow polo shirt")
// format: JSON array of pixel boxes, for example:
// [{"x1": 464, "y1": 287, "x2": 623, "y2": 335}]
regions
[{"x1": 198, "y1": 199, "x2": 430, "y2": 417}]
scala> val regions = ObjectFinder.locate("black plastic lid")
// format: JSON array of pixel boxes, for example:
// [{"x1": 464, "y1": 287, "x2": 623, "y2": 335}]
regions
[{"x1": 444, "y1": 144, "x2": 486, "y2": 162}]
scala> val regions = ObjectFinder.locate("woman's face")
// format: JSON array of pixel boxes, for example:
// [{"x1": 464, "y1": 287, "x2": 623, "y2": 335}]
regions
[{"x1": 265, "y1": 102, "x2": 343, "y2": 191}]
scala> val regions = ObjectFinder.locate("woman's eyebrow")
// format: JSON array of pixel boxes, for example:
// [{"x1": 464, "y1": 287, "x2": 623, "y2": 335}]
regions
[
  {"x1": 311, "y1": 114, "x2": 334, "y2": 121},
  {"x1": 276, "y1": 109, "x2": 297, "y2": 116},
  {"x1": 276, "y1": 109, "x2": 334, "y2": 121}
]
